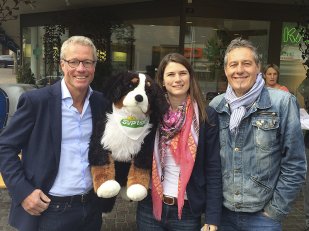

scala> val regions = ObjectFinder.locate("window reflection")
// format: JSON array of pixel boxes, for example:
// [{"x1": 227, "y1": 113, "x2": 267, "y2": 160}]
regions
[
  {"x1": 110, "y1": 17, "x2": 180, "y2": 78},
  {"x1": 280, "y1": 22, "x2": 307, "y2": 108},
  {"x1": 184, "y1": 17, "x2": 269, "y2": 102}
]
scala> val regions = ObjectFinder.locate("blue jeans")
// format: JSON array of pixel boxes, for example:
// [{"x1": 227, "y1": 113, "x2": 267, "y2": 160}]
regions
[
  {"x1": 219, "y1": 206, "x2": 282, "y2": 231},
  {"x1": 136, "y1": 194, "x2": 201, "y2": 231},
  {"x1": 38, "y1": 196, "x2": 102, "y2": 231}
]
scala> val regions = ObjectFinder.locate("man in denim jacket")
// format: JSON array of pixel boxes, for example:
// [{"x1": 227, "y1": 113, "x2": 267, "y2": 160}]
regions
[{"x1": 210, "y1": 37, "x2": 307, "y2": 231}]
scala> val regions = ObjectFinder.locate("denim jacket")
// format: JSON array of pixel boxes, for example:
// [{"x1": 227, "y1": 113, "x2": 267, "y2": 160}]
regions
[{"x1": 209, "y1": 87, "x2": 307, "y2": 221}]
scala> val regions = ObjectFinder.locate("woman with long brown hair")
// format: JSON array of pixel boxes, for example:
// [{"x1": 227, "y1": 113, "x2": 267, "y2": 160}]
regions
[{"x1": 136, "y1": 53, "x2": 222, "y2": 231}]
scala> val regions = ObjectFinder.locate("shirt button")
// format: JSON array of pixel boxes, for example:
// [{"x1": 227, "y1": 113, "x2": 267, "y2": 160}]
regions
[
  {"x1": 235, "y1": 190, "x2": 240, "y2": 195},
  {"x1": 235, "y1": 203, "x2": 241, "y2": 209},
  {"x1": 234, "y1": 147, "x2": 239, "y2": 152}
]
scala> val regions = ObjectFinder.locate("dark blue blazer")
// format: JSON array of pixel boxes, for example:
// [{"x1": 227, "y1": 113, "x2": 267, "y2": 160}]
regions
[
  {"x1": 0, "y1": 81, "x2": 108, "y2": 231},
  {"x1": 186, "y1": 106, "x2": 222, "y2": 226}
]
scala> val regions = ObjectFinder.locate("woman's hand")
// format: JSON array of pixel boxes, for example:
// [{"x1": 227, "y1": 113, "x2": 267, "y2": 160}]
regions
[{"x1": 201, "y1": 224, "x2": 218, "y2": 231}]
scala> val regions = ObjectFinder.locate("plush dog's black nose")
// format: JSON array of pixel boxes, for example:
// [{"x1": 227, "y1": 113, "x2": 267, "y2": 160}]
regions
[{"x1": 135, "y1": 94, "x2": 143, "y2": 102}]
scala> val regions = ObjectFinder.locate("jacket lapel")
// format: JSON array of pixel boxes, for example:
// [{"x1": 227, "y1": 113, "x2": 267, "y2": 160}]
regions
[
  {"x1": 49, "y1": 81, "x2": 62, "y2": 165},
  {"x1": 89, "y1": 91, "x2": 104, "y2": 129}
]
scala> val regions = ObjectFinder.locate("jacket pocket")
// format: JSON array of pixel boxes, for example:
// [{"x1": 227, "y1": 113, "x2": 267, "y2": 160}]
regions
[
  {"x1": 252, "y1": 113, "x2": 279, "y2": 151},
  {"x1": 24, "y1": 169, "x2": 34, "y2": 182},
  {"x1": 246, "y1": 175, "x2": 273, "y2": 205}
]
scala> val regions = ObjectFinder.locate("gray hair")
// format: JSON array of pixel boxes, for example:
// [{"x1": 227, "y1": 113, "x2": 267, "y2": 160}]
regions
[
  {"x1": 224, "y1": 37, "x2": 261, "y2": 68},
  {"x1": 60, "y1": 36, "x2": 97, "y2": 61}
]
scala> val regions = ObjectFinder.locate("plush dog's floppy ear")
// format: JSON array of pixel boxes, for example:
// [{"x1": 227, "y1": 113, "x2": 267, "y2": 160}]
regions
[
  {"x1": 104, "y1": 72, "x2": 125, "y2": 102},
  {"x1": 104, "y1": 71, "x2": 139, "y2": 102},
  {"x1": 149, "y1": 82, "x2": 169, "y2": 123}
]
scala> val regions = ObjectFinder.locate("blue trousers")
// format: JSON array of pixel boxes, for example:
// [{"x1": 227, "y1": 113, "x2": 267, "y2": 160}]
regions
[
  {"x1": 219, "y1": 206, "x2": 282, "y2": 231},
  {"x1": 38, "y1": 196, "x2": 102, "y2": 231},
  {"x1": 136, "y1": 195, "x2": 201, "y2": 231}
]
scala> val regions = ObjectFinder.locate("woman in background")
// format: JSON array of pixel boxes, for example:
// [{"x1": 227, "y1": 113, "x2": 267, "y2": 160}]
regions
[
  {"x1": 136, "y1": 53, "x2": 222, "y2": 231},
  {"x1": 263, "y1": 63, "x2": 289, "y2": 92}
]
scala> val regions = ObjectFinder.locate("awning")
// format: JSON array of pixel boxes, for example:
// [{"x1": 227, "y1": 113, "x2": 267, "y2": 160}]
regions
[{"x1": 0, "y1": 33, "x2": 19, "y2": 53}]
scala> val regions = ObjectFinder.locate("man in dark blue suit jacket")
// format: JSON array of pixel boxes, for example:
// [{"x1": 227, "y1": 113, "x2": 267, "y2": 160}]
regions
[{"x1": 0, "y1": 36, "x2": 108, "y2": 231}]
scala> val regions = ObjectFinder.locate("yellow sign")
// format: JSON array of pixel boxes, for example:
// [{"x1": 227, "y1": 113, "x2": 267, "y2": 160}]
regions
[
  {"x1": 0, "y1": 174, "x2": 6, "y2": 188},
  {"x1": 113, "y1": 52, "x2": 127, "y2": 62}
]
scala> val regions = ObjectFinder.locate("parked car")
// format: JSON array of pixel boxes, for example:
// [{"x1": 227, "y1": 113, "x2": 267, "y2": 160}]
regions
[
  {"x1": 36, "y1": 76, "x2": 62, "y2": 86},
  {"x1": 0, "y1": 83, "x2": 37, "y2": 188},
  {"x1": 0, "y1": 55, "x2": 14, "y2": 68}
]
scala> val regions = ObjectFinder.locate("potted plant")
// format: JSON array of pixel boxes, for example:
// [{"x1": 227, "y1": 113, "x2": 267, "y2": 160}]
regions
[{"x1": 16, "y1": 62, "x2": 35, "y2": 84}]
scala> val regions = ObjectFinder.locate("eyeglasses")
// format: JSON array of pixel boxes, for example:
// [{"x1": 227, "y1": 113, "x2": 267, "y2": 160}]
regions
[{"x1": 62, "y1": 59, "x2": 96, "y2": 69}]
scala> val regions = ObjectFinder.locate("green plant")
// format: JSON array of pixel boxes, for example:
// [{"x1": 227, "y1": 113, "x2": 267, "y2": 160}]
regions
[
  {"x1": 205, "y1": 37, "x2": 224, "y2": 70},
  {"x1": 205, "y1": 31, "x2": 229, "y2": 71},
  {"x1": 43, "y1": 25, "x2": 65, "y2": 77},
  {"x1": 16, "y1": 63, "x2": 35, "y2": 84},
  {"x1": 296, "y1": 20, "x2": 309, "y2": 79}
]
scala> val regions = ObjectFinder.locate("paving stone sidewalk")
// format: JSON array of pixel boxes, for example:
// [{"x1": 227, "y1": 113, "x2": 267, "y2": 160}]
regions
[{"x1": 0, "y1": 188, "x2": 307, "y2": 231}]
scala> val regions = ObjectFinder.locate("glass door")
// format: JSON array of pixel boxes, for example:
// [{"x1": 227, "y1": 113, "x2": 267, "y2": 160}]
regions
[
  {"x1": 110, "y1": 17, "x2": 180, "y2": 78},
  {"x1": 184, "y1": 17, "x2": 270, "y2": 103}
]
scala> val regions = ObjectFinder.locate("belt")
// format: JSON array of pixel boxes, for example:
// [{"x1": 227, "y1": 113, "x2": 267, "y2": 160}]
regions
[
  {"x1": 48, "y1": 189, "x2": 94, "y2": 203},
  {"x1": 162, "y1": 195, "x2": 178, "y2": 206}
]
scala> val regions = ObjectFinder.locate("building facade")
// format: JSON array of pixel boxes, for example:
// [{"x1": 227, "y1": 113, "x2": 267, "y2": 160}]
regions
[{"x1": 19, "y1": 0, "x2": 308, "y2": 106}]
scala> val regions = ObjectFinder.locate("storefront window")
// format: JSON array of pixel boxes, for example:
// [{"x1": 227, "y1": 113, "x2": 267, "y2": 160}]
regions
[
  {"x1": 22, "y1": 26, "x2": 69, "y2": 85},
  {"x1": 110, "y1": 17, "x2": 180, "y2": 78},
  {"x1": 184, "y1": 17, "x2": 269, "y2": 102},
  {"x1": 280, "y1": 22, "x2": 307, "y2": 107}
]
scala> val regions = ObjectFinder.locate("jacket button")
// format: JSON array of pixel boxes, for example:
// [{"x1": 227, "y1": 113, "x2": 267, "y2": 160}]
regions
[{"x1": 234, "y1": 147, "x2": 239, "y2": 152}]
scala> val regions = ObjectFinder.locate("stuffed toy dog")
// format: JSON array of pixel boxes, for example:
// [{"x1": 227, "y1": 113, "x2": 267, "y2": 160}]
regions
[{"x1": 89, "y1": 71, "x2": 168, "y2": 205}]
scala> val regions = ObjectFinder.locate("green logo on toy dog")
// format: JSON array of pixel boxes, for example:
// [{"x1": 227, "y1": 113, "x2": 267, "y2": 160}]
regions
[{"x1": 121, "y1": 116, "x2": 146, "y2": 128}]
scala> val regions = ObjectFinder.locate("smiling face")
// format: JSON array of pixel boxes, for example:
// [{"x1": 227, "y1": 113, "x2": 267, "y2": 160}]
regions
[
  {"x1": 265, "y1": 67, "x2": 278, "y2": 87},
  {"x1": 224, "y1": 47, "x2": 260, "y2": 97},
  {"x1": 163, "y1": 61, "x2": 190, "y2": 103},
  {"x1": 60, "y1": 43, "x2": 95, "y2": 96}
]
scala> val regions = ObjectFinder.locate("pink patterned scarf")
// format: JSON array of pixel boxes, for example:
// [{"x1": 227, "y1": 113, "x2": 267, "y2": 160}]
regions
[{"x1": 152, "y1": 96, "x2": 199, "y2": 220}]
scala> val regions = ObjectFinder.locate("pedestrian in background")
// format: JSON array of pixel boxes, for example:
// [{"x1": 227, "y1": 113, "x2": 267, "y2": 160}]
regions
[{"x1": 263, "y1": 63, "x2": 289, "y2": 92}]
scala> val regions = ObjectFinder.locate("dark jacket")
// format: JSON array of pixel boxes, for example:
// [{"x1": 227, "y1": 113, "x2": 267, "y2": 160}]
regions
[
  {"x1": 0, "y1": 81, "x2": 108, "y2": 231},
  {"x1": 186, "y1": 106, "x2": 222, "y2": 226}
]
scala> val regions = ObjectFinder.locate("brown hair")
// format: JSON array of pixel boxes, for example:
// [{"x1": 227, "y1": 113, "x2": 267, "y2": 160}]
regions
[
  {"x1": 263, "y1": 63, "x2": 280, "y2": 77},
  {"x1": 155, "y1": 53, "x2": 207, "y2": 122}
]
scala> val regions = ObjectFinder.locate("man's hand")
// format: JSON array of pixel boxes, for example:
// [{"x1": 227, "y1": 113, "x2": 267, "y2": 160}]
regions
[
  {"x1": 21, "y1": 189, "x2": 51, "y2": 216},
  {"x1": 202, "y1": 224, "x2": 218, "y2": 231},
  {"x1": 262, "y1": 210, "x2": 270, "y2": 217}
]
